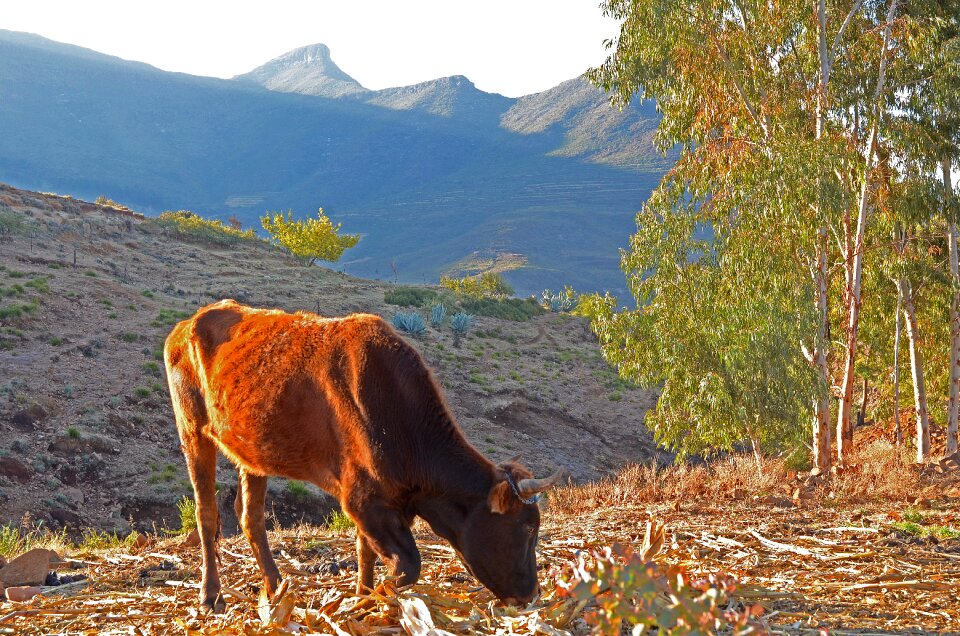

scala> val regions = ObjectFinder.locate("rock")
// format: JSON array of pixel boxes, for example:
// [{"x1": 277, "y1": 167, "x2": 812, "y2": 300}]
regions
[
  {"x1": 792, "y1": 486, "x2": 813, "y2": 501},
  {"x1": 11, "y1": 404, "x2": 47, "y2": 430},
  {"x1": 0, "y1": 556, "x2": 6, "y2": 568},
  {"x1": 134, "y1": 534, "x2": 150, "y2": 550},
  {"x1": 48, "y1": 432, "x2": 119, "y2": 456},
  {"x1": 5, "y1": 585, "x2": 42, "y2": 602},
  {"x1": 182, "y1": 529, "x2": 200, "y2": 547},
  {"x1": 0, "y1": 456, "x2": 32, "y2": 483},
  {"x1": 761, "y1": 495, "x2": 795, "y2": 508},
  {"x1": 0, "y1": 548, "x2": 59, "y2": 587},
  {"x1": 912, "y1": 497, "x2": 931, "y2": 509},
  {"x1": 49, "y1": 508, "x2": 81, "y2": 526}
]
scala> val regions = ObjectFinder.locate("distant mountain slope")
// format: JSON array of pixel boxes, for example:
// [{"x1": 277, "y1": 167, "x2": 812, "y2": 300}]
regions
[
  {"x1": 0, "y1": 31, "x2": 673, "y2": 296},
  {"x1": 233, "y1": 43, "x2": 368, "y2": 98}
]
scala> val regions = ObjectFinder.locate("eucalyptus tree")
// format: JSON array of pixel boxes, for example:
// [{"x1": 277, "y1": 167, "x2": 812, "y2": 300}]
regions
[
  {"x1": 588, "y1": 0, "x2": 957, "y2": 467},
  {"x1": 887, "y1": 0, "x2": 960, "y2": 455}
]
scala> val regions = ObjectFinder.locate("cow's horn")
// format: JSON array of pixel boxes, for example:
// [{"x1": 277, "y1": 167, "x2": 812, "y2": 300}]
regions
[
  {"x1": 517, "y1": 469, "x2": 565, "y2": 496},
  {"x1": 506, "y1": 454, "x2": 523, "y2": 464}
]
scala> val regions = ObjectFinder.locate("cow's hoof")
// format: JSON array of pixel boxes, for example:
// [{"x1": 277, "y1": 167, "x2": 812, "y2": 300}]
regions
[{"x1": 200, "y1": 593, "x2": 226, "y2": 614}]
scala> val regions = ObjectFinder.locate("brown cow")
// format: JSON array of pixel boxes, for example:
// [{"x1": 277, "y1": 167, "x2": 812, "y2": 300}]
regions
[{"x1": 164, "y1": 300, "x2": 563, "y2": 612}]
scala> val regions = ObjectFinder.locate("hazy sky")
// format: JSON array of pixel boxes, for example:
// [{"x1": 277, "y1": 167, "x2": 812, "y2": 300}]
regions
[{"x1": 1, "y1": 1, "x2": 620, "y2": 97}]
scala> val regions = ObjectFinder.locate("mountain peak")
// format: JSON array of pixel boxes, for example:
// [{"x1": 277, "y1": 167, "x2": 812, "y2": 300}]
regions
[{"x1": 234, "y1": 43, "x2": 368, "y2": 98}]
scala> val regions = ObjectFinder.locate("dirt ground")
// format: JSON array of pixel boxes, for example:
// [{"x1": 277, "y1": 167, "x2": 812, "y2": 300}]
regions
[{"x1": 0, "y1": 184, "x2": 660, "y2": 534}]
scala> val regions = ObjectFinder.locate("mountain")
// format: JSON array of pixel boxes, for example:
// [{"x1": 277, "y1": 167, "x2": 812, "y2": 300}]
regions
[
  {"x1": 0, "y1": 31, "x2": 674, "y2": 296},
  {"x1": 233, "y1": 43, "x2": 368, "y2": 98}
]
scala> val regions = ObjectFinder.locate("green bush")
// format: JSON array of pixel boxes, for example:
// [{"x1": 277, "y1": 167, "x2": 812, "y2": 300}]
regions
[
  {"x1": 384, "y1": 286, "x2": 438, "y2": 307},
  {"x1": 324, "y1": 510, "x2": 355, "y2": 532},
  {"x1": 459, "y1": 297, "x2": 544, "y2": 322},
  {"x1": 440, "y1": 273, "x2": 513, "y2": 299},
  {"x1": 177, "y1": 496, "x2": 197, "y2": 534},
  {"x1": 155, "y1": 210, "x2": 259, "y2": 247}
]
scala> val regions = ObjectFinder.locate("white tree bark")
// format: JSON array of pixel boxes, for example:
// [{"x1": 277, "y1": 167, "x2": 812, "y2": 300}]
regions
[
  {"x1": 893, "y1": 283, "x2": 903, "y2": 445},
  {"x1": 813, "y1": 229, "x2": 832, "y2": 472},
  {"x1": 898, "y1": 278, "x2": 931, "y2": 462},
  {"x1": 945, "y1": 160, "x2": 959, "y2": 456},
  {"x1": 836, "y1": 0, "x2": 900, "y2": 463}
]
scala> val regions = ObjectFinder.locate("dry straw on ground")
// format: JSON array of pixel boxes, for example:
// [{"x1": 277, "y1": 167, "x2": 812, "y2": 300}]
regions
[{"x1": 2, "y1": 442, "x2": 958, "y2": 635}]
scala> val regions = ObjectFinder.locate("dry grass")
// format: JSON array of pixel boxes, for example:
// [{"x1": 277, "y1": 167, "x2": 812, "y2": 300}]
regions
[{"x1": 551, "y1": 441, "x2": 929, "y2": 515}]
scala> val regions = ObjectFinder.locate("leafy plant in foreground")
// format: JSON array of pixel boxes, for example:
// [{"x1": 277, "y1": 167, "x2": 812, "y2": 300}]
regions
[
  {"x1": 261, "y1": 209, "x2": 360, "y2": 266},
  {"x1": 555, "y1": 543, "x2": 764, "y2": 635}
]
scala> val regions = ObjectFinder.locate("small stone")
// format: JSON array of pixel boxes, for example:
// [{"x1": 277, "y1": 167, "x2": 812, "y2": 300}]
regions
[
  {"x1": 134, "y1": 534, "x2": 149, "y2": 549},
  {"x1": 912, "y1": 497, "x2": 931, "y2": 509},
  {"x1": 5, "y1": 585, "x2": 42, "y2": 602},
  {"x1": 761, "y1": 495, "x2": 794, "y2": 508},
  {"x1": 182, "y1": 529, "x2": 200, "y2": 547},
  {"x1": 44, "y1": 572, "x2": 60, "y2": 586}
]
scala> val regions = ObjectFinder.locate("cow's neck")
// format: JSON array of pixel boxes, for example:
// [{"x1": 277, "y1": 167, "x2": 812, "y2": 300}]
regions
[{"x1": 410, "y1": 446, "x2": 497, "y2": 548}]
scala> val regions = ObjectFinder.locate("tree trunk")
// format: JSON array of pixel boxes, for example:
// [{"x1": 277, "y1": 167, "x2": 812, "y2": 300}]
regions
[
  {"x1": 893, "y1": 283, "x2": 903, "y2": 446},
  {"x1": 812, "y1": 228, "x2": 831, "y2": 473},
  {"x1": 946, "y1": 160, "x2": 959, "y2": 456},
  {"x1": 835, "y1": 0, "x2": 900, "y2": 464},
  {"x1": 899, "y1": 278, "x2": 931, "y2": 462}
]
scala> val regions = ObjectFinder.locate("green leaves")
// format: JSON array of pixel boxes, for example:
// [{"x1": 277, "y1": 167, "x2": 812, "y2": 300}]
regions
[{"x1": 260, "y1": 209, "x2": 360, "y2": 266}]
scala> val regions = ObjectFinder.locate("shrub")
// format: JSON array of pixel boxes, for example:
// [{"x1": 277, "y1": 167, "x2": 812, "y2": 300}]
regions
[
  {"x1": 177, "y1": 496, "x2": 197, "y2": 534},
  {"x1": 25, "y1": 277, "x2": 50, "y2": 294},
  {"x1": 67, "y1": 427, "x2": 81, "y2": 439},
  {"x1": 0, "y1": 211, "x2": 27, "y2": 237},
  {"x1": 555, "y1": 542, "x2": 762, "y2": 634},
  {"x1": 392, "y1": 312, "x2": 426, "y2": 336},
  {"x1": 430, "y1": 303, "x2": 447, "y2": 326},
  {"x1": 260, "y1": 209, "x2": 360, "y2": 265},
  {"x1": 451, "y1": 312, "x2": 474, "y2": 334},
  {"x1": 325, "y1": 510, "x2": 355, "y2": 532},
  {"x1": 155, "y1": 210, "x2": 258, "y2": 247},
  {"x1": 384, "y1": 287, "x2": 438, "y2": 307},
  {"x1": 0, "y1": 302, "x2": 38, "y2": 320},
  {"x1": 542, "y1": 286, "x2": 579, "y2": 312},
  {"x1": 459, "y1": 297, "x2": 544, "y2": 322},
  {"x1": 440, "y1": 273, "x2": 513, "y2": 299}
]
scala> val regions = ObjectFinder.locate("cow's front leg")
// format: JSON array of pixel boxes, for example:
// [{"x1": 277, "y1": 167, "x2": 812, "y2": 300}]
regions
[{"x1": 345, "y1": 500, "x2": 420, "y2": 595}]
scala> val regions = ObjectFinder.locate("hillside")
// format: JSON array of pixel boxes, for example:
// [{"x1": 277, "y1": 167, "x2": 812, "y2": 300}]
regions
[
  {"x1": 0, "y1": 184, "x2": 659, "y2": 535},
  {"x1": 0, "y1": 30, "x2": 673, "y2": 298}
]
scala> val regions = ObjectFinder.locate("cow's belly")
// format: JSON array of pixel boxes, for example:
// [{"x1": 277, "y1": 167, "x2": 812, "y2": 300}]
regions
[{"x1": 205, "y1": 384, "x2": 347, "y2": 500}]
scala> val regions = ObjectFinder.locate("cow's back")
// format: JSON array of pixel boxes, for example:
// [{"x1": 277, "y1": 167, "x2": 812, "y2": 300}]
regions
[{"x1": 164, "y1": 299, "x2": 442, "y2": 498}]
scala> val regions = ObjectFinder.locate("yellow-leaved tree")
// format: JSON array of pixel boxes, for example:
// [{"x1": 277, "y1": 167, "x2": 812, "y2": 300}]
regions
[{"x1": 260, "y1": 209, "x2": 360, "y2": 266}]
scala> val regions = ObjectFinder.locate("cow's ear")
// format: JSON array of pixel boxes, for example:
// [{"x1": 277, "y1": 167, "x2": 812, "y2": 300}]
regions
[{"x1": 487, "y1": 480, "x2": 515, "y2": 514}]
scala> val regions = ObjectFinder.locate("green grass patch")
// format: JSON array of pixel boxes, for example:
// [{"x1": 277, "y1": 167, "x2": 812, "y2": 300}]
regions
[
  {"x1": 152, "y1": 309, "x2": 191, "y2": 328},
  {"x1": 892, "y1": 521, "x2": 960, "y2": 540},
  {"x1": 121, "y1": 332, "x2": 139, "y2": 343},
  {"x1": 0, "y1": 302, "x2": 38, "y2": 320},
  {"x1": 149, "y1": 463, "x2": 178, "y2": 483},
  {"x1": 7, "y1": 270, "x2": 26, "y2": 279},
  {"x1": 134, "y1": 387, "x2": 151, "y2": 398},
  {"x1": 67, "y1": 426, "x2": 81, "y2": 439},
  {"x1": 49, "y1": 336, "x2": 64, "y2": 346},
  {"x1": 0, "y1": 524, "x2": 70, "y2": 558},
  {"x1": 25, "y1": 277, "x2": 50, "y2": 293},
  {"x1": 141, "y1": 290, "x2": 155, "y2": 299},
  {"x1": 285, "y1": 480, "x2": 311, "y2": 500},
  {"x1": 76, "y1": 529, "x2": 138, "y2": 552}
]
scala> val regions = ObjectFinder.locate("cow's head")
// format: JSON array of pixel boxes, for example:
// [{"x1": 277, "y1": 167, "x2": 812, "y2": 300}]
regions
[{"x1": 454, "y1": 462, "x2": 564, "y2": 605}]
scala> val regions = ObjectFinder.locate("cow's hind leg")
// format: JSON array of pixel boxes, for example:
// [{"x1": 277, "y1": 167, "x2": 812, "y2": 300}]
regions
[
  {"x1": 235, "y1": 469, "x2": 281, "y2": 596},
  {"x1": 181, "y1": 431, "x2": 225, "y2": 613}
]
